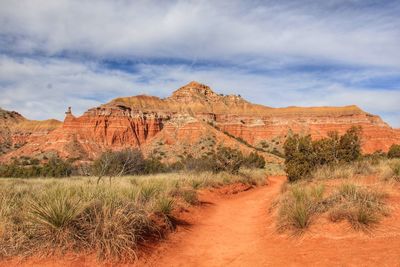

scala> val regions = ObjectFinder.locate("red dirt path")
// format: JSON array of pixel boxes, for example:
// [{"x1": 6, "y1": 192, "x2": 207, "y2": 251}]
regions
[{"x1": 141, "y1": 175, "x2": 400, "y2": 267}]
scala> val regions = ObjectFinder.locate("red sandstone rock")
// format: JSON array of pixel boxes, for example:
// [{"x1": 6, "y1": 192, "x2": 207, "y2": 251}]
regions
[{"x1": 1, "y1": 82, "x2": 399, "y2": 162}]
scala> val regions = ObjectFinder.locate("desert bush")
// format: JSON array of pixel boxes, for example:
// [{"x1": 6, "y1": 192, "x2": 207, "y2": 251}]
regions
[
  {"x1": 181, "y1": 155, "x2": 215, "y2": 172},
  {"x1": 278, "y1": 181, "x2": 387, "y2": 233},
  {"x1": 278, "y1": 184, "x2": 325, "y2": 231},
  {"x1": 0, "y1": 157, "x2": 72, "y2": 178},
  {"x1": 143, "y1": 157, "x2": 168, "y2": 174},
  {"x1": 211, "y1": 146, "x2": 244, "y2": 174},
  {"x1": 78, "y1": 201, "x2": 153, "y2": 261},
  {"x1": 92, "y1": 149, "x2": 146, "y2": 184},
  {"x1": 337, "y1": 126, "x2": 362, "y2": 162},
  {"x1": 388, "y1": 144, "x2": 400, "y2": 159},
  {"x1": 390, "y1": 161, "x2": 400, "y2": 181},
  {"x1": 312, "y1": 133, "x2": 339, "y2": 166},
  {"x1": 328, "y1": 183, "x2": 387, "y2": 229},
  {"x1": 284, "y1": 127, "x2": 362, "y2": 182},
  {"x1": 41, "y1": 157, "x2": 73, "y2": 177},
  {"x1": 27, "y1": 188, "x2": 82, "y2": 250},
  {"x1": 243, "y1": 152, "x2": 265, "y2": 169},
  {"x1": 283, "y1": 134, "x2": 315, "y2": 182}
]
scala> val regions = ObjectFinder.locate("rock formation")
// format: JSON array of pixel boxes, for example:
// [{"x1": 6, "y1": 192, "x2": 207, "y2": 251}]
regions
[
  {"x1": 0, "y1": 107, "x2": 62, "y2": 157},
  {"x1": 1, "y1": 81, "x2": 399, "y2": 163}
]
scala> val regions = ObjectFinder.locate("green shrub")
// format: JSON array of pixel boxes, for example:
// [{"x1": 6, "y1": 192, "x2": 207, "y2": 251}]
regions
[
  {"x1": 0, "y1": 157, "x2": 72, "y2": 178},
  {"x1": 388, "y1": 144, "x2": 400, "y2": 159},
  {"x1": 312, "y1": 135, "x2": 338, "y2": 166},
  {"x1": 143, "y1": 157, "x2": 167, "y2": 174},
  {"x1": 337, "y1": 126, "x2": 362, "y2": 162},
  {"x1": 329, "y1": 183, "x2": 387, "y2": 229},
  {"x1": 284, "y1": 127, "x2": 363, "y2": 182},
  {"x1": 243, "y1": 152, "x2": 265, "y2": 169},
  {"x1": 212, "y1": 146, "x2": 244, "y2": 174},
  {"x1": 155, "y1": 197, "x2": 175, "y2": 216},
  {"x1": 278, "y1": 185, "x2": 324, "y2": 230},
  {"x1": 41, "y1": 157, "x2": 73, "y2": 177},
  {"x1": 283, "y1": 134, "x2": 315, "y2": 182}
]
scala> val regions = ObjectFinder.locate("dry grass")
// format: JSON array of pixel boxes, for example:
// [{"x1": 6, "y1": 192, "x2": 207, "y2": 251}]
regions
[
  {"x1": 312, "y1": 158, "x2": 400, "y2": 181},
  {"x1": 278, "y1": 184, "x2": 326, "y2": 231},
  {"x1": 0, "y1": 168, "x2": 268, "y2": 261},
  {"x1": 277, "y1": 159, "x2": 396, "y2": 233},
  {"x1": 277, "y1": 181, "x2": 388, "y2": 233},
  {"x1": 328, "y1": 183, "x2": 388, "y2": 230}
]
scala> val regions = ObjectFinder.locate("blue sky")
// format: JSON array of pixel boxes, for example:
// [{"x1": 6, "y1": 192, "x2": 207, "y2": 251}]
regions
[{"x1": 0, "y1": 0, "x2": 399, "y2": 127}]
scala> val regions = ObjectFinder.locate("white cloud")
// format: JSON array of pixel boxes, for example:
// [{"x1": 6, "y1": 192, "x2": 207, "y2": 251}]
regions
[
  {"x1": 0, "y1": 0, "x2": 399, "y2": 68},
  {"x1": 0, "y1": 1, "x2": 399, "y2": 127},
  {"x1": 0, "y1": 55, "x2": 399, "y2": 127}
]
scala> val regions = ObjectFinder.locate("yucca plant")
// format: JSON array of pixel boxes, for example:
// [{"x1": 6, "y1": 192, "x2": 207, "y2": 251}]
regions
[
  {"x1": 155, "y1": 196, "x2": 175, "y2": 216},
  {"x1": 139, "y1": 184, "x2": 160, "y2": 203},
  {"x1": 78, "y1": 201, "x2": 154, "y2": 261},
  {"x1": 27, "y1": 188, "x2": 83, "y2": 250}
]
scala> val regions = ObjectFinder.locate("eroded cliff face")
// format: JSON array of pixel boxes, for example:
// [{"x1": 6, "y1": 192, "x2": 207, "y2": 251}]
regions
[{"x1": 1, "y1": 81, "x2": 399, "y2": 162}]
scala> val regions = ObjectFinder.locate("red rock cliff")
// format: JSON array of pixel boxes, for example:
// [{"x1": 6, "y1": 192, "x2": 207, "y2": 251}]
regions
[{"x1": 1, "y1": 81, "x2": 399, "y2": 162}]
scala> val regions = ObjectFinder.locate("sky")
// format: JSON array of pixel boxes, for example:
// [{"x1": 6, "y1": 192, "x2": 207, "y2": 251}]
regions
[{"x1": 0, "y1": 0, "x2": 399, "y2": 127}]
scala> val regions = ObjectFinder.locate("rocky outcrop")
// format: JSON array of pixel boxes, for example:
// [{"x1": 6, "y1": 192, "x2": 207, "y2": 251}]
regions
[{"x1": 1, "y1": 82, "x2": 399, "y2": 162}]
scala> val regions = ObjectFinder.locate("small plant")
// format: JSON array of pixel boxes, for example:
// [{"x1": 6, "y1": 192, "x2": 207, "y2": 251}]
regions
[
  {"x1": 329, "y1": 183, "x2": 387, "y2": 230},
  {"x1": 155, "y1": 196, "x2": 175, "y2": 216},
  {"x1": 181, "y1": 189, "x2": 199, "y2": 205},
  {"x1": 139, "y1": 184, "x2": 160, "y2": 203},
  {"x1": 278, "y1": 186, "x2": 316, "y2": 231},
  {"x1": 191, "y1": 179, "x2": 203, "y2": 189}
]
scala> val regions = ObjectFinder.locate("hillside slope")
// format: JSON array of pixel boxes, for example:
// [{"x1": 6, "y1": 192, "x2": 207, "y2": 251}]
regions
[{"x1": 0, "y1": 108, "x2": 62, "y2": 157}]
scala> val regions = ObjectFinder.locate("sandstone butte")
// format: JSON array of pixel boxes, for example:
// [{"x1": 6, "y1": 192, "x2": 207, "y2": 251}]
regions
[{"x1": 0, "y1": 81, "x2": 399, "y2": 163}]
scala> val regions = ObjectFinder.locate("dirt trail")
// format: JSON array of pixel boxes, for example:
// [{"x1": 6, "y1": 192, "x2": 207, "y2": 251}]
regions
[
  {"x1": 142, "y1": 176, "x2": 285, "y2": 267},
  {"x1": 143, "y1": 175, "x2": 400, "y2": 267}
]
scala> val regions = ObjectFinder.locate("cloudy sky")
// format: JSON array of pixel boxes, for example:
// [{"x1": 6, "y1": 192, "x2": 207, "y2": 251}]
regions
[{"x1": 0, "y1": 0, "x2": 399, "y2": 127}]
